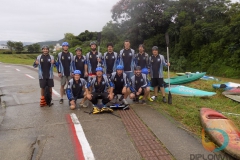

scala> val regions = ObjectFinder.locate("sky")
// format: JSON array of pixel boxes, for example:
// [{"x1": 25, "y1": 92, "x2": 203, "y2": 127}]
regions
[{"x1": 0, "y1": 0, "x2": 119, "y2": 42}]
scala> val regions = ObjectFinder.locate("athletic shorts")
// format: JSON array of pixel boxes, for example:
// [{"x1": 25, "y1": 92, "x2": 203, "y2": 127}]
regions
[
  {"x1": 114, "y1": 87, "x2": 124, "y2": 95},
  {"x1": 61, "y1": 76, "x2": 71, "y2": 86},
  {"x1": 151, "y1": 78, "x2": 164, "y2": 87},
  {"x1": 39, "y1": 79, "x2": 54, "y2": 88}
]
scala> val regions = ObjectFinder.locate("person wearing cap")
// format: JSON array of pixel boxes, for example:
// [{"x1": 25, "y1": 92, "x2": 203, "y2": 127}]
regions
[
  {"x1": 57, "y1": 42, "x2": 74, "y2": 104},
  {"x1": 86, "y1": 41, "x2": 102, "y2": 78},
  {"x1": 139, "y1": 68, "x2": 153, "y2": 102},
  {"x1": 134, "y1": 44, "x2": 149, "y2": 70},
  {"x1": 33, "y1": 45, "x2": 55, "y2": 107},
  {"x1": 109, "y1": 65, "x2": 129, "y2": 105},
  {"x1": 73, "y1": 47, "x2": 88, "y2": 80},
  {"x1": 85, "y1": 67, "x2": 114, "y2": 108},
  {"x1": 66, "y1": 70, "x2": 87, "y2": 110},
  {"x1": 149, "y1": 46, "x2": 170, "y2": 103},
  {"x1": 119, "y1": 40, "x2": 135, "y2": 80},
  {"x1": 102, "y1": 43, "x2": 119, "y2": 77},
  {"x1": 129, "y1": 66, "x2": 149, "y2": 104}
]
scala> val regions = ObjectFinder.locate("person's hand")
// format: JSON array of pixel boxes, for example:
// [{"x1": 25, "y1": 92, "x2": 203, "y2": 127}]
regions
[
  {"x1": 84, "y1": 72, "x2": 88, "y2": 77},
  {"x1": 70, "y1": 100, "x2": 75, "y2": 105},
  {"x1": 35, "y1": 60, "x2": 39, "y2": 65},
  {"x1": 58, "y1": 73, "x2": 62, "y2": 78},
  {"x1": 136, "y1": 92, "x2": 140, "y2": 96},
  {"x1": 51, "y1": 60, "x2": 54, "y2": 64},
  {"x1": 167, "y1": 63, "x2": 170, "y2": 66},
  {"x1": 86, "y1": 94, "x2": 92, "y2": 100},
  {"x1": 108, "y1": 93, "x2": 114, "y2": 100}
]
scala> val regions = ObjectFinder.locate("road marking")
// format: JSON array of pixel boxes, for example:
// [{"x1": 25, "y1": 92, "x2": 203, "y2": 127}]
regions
[
  {"x1": 25, "y1": 74, "x2": 35, "y2": 79},
  {"x1": 12, "y1": 94, "x2": 21, "y2": 105},
  {"x1": 4, "y1": 66, "x2": 11, "y2": 67},
  {"x1": 52, "y1": 88, "x2": 60, "y2": 97},
  {"x1": 16, "y1": 69, "x2": 20, "y2": 71},
  {"x1": 66, "y1": 113, "x2": 95, "y2": 160}
]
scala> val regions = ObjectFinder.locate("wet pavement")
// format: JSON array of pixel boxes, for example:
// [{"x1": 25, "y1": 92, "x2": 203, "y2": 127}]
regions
[{"x1": 0, "y1": 63, "x2": 235, "y2": 160}]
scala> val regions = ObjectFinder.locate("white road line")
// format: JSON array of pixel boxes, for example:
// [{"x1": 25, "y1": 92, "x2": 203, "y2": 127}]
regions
[
  {"x1": 4, "y1": 66, "x2": 12, "y2": 67},
  {"x1": 12, "y1": 94, "x2": 21, "y2": 105},
  {"x1": 52, "y1": 88, "x2": 60, "y2": 97},
  {"x1": 25, "y1": 74, "x2": 35, "y2": 79},
  {"x1": 16, "y1": 69, "x2": 20, "y2": 71},
  {"x1": 70, "y1": 113, "x2": 95, "y2": 160}
]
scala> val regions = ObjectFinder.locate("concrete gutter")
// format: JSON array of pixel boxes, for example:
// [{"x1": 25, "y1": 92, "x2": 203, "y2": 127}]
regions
[{"x1": 0, "y1": 88, "x2": 6, "y2": 125}]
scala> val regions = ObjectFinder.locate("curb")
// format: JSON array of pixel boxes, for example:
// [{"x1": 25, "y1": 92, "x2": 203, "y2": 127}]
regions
[{"x1": 0, "y1": 90, "x2": 6, "y2": 125}]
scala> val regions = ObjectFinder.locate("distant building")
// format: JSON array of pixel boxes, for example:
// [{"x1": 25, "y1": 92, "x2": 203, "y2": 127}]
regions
[
  {"x1": 0, "y1": 44, "x2": 9, "y2": 50},
  {"x1": 53, "y1": 43, "x2": 62, "y2": 52}
]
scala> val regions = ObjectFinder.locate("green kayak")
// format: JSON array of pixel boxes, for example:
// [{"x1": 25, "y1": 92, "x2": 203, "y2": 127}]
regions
[{"x1": 164, "y1": 72, "x2": 206, "y2": 85}]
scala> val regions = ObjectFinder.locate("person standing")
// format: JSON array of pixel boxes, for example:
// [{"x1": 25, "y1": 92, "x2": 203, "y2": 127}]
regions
[
  {"x1": 119, "y1": 40, "x2": 135, "y2": 80},
  {"x1": 102, "y1": 43, "x2": 119, "y2": 77},
  {"x1": 57, "y1": 42, "x2": 74, "y2": 104},
  {"x1": 134, "y1": 44, "x2": 149, "y2": 70},
  {"x1": 149, "y1": 46, "x2": 170, "y2": 103},
  {"x1": 86, "y1": 41, "x2": 102, "y2": 78},
  {"x1": 73, "y1": 47, "x2": 88, "y2": 80},
  {"x1": 66, "y1": 70, "x2": 87, "y2": 110},
  {"x1": 33, "y1": 45, "x2": 55, "y2": 107}
]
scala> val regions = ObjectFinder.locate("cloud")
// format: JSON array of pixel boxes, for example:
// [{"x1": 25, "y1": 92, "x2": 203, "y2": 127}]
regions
[{"x1": 0, "y1": 0, "x2": 119, "y2": 42}]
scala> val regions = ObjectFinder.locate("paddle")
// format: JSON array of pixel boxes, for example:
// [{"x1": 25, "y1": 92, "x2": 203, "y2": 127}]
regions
[
  {"x1": 97, "y1": 32, "x2": 101, "y2": 67},
  {"x1": 165, "y1": 33, "x2": 172, "y2": 104}
]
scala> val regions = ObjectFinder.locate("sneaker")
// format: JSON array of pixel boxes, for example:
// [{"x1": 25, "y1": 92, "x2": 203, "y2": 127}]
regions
[
  {"x1": 162, "y1": 97, "x2": 167, "y2": 103},
  {"x1": 122, "y1": 99, "x2": 129, "y2": 105},
  {"x1": 139, "y1": 96, "x2": 143, "y2": 100},
  {"x1": 119, "y1": 95, "x2": 124, "y2": 101},
  {"x1": 59, "y1": 99, "x2": 63, "y2": 104},
  {"x1": 141, "y1": 100, "x2": 146, "y2": 104},
  {"x1": 148, "y1": 97, "x2": 154, "y2": 102},
  {"x1": 112, "y1": 95, "x2": 118, "y2": 103},
  {"x1": 150, "y1": 96, "x2": 156, "y2": 101}
]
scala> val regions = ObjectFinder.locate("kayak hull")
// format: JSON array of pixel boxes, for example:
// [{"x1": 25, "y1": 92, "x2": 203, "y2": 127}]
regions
[
  {"x1": 200, "y1": 108, "x2": 240, "y2": 159},
  {"x1": 222, "y1": 88, "x2": 240, "y2": 95},
  {"x1": 224, "y1": 95, "x2": 240, "y2": 102},
  {"x1": 213, "y1": 82, "x2": 240, "y2": 90}
]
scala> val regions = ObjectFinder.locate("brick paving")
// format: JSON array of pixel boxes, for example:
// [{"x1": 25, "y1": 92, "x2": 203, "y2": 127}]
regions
[{"x1": 119, "y1": 109, "x2": 173, "y2": 160}]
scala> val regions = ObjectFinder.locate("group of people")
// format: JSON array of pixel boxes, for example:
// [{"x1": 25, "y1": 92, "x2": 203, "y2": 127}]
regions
[{"x1": 33, "y1": 40, "x2": 170, "y2": 109}]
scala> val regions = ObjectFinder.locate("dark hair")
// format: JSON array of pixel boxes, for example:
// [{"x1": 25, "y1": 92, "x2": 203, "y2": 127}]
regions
[
  {"x1": 124, "y1": 40, "x2": 130, "y2": 43},
  {"x1": 139, "y1": 44, "x2": 145, "y2": 50},
  {"x1": 107, "y1": 43, "x2": 114, "y2": 47}
]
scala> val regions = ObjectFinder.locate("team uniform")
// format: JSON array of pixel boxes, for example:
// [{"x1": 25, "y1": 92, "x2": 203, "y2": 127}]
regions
[
  {"x1": 102, "y1": 52, "x2": 118, "y2": 75},
  {"x1": 57, "y1": 52, "x2": 74, "y2": 85},
  {"x1": 134, "y1": 52, "x2": 149, "y2": 70},
  {"x1": 86, "y1": 51, "x2": 102, "y2": 76},
  {"x1": 73, "y1": 55, "x2": 87, "y2": 80},
  {"x1": 119, "y1": 48, "x2": 135, "y2": 79},
  {"x1": 149, "y1": 54, "x2": 167, "y2": 87},
  {"x1": 110, "y1": 72, "x2": 128, "y2": 95},
  {"x1": 66, "y1": 78, "x2": 86, "y2": 106},
  {"x1": 129, "y1": 73, "x2": 148, "y2": 95},
  {"x1": 87, "y1": 75, "x2": 113, "y2": 106},
  {"x1": 34, "y1": 54, "x2": 55, "y2": 88}
]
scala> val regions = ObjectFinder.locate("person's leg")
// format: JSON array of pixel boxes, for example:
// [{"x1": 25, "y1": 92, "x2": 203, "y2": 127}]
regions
[
  {"x1": 88, "y1": 92, "x2": 98, "y2": 106},
  {"x1": 101, "y1": 92, "x2": 110, "y2": 106},
  {"x1": 143, "y1": 87, "x2": 150, "y2": 100},
  {"x1": 151, "y1": 78, "x2": 158, "y2": 100},
  {"x1": 159, "y1": 78, "x2": 166, "y2": 103},
  {"x1": 129, "y1": 93, "x2": 135, "y2": 99},
  {"x1": 60, "y1": 76, "x2": 67, "y2": 103},
  {"x1": 121, "y1": 87, "x2": 129, "y2": 105}
]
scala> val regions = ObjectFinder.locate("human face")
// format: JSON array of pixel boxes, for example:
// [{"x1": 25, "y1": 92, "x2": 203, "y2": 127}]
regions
[
  {"x1": 135, "y1": 69, "x2": 141, "y2": 76},
  {"x1": 74, "y1": 74, "x2": 80, "y2": 81},
  {"x1": 116, "y1": 69, "x2": 123, "y2": 75},
  {"x1": 139, "y1": 46, "x2": 144, "y2": 53},
  {"x1": 124, "y1": 42, "x2": 130, "y2": 49},
  {"x1": 152, "y1": 50, "x2": 158, "y2": 56},
  {"x1": 107, "y1": 46, "x2": 113, "y2": 53},
  {"x1": 96, "y1": 71, "x2": 103, "y2": 77},
  {"x1": 62, "y1": 45, "x2": 69, "y2": 52},
  {"x1": 76, "y1": 50, "x2": 82, "y2": 56},
  {"x1": 91, "y1": 45, "x2": 97, "y2": 51},
  {"x1": 42, "y1": 48, "x2": 49, "y2": 54}
]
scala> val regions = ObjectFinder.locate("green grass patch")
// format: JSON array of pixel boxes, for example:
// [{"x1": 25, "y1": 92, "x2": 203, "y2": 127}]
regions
[
  {"x1": 151, "y1": 72, "x2": 240, "y2": 138},
  {"x1": 0, "y1": 54, "x2": 38, "y2": 65}
]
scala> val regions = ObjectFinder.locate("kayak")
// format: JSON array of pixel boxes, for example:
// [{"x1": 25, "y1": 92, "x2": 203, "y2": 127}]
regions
[
  {"x1": 176, "y1": 72, "x2": 192, "y2": 76},
  {"x1": 201, "y1": 75, "x2": 220, "y2": 81},
  {"x1": 164, "y1": 72, "x2": 206, "y2": 85},
  {"x1": 150, "y1": 85, "x2": 216, "y2": 97},
  {"x1": 165, "y1": 85, "x2": 216, "y2": 97},
  {"x1": 222, "y1": 87, "x2": 240, "y2": 95},
  {"x1": 212, "y1": 82, "x2": 240, "y2": 90},
  {"x1": 200, "y1": 108, "x2": 240, "y2": 159},
  {"x1": 224, "y1": 95, "x2": 240, "y2": 102}
]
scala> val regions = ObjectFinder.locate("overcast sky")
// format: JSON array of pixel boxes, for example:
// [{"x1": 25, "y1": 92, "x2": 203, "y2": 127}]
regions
[{"x1": 0, "y1": 0, "x2": 119, "y2": 42}]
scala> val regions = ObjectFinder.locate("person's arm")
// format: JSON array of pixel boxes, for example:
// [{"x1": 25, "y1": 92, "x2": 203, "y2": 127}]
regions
[{"x1": 66, "y1": 81, "x2": 74, "y2": 101}]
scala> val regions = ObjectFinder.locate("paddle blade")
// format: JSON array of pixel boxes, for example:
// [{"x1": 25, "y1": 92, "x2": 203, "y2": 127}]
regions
[
  {"x1": 168, "y1": 91, "x2": 172, "y2": 104},
  {"x1": 165, "y1": 33, "x2": 169, "y2": 46}
]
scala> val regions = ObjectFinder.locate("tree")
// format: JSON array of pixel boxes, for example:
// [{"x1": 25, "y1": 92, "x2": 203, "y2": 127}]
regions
[
  {"x1": 7, "y1": 41, "x2": 15, "y2": 52},
  {"x1": 27, "y1": 45, "x2": 34, "y2": 52},
  {"x1": 32, "y1": 43, "x2": 40, "y2": 52},
  {"x1": 14, "y1": 42, "x2": 24, "y2": 52}
]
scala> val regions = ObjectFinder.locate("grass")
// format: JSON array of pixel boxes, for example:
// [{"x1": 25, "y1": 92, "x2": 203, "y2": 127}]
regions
[
  {"x1": 1, "y1": 54, "x2": 240, "y2": 138},
  {"x1": 151, "y1": 72, "x2": 240, "y2": 138}
]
